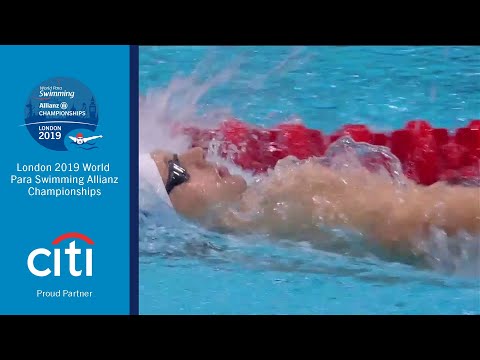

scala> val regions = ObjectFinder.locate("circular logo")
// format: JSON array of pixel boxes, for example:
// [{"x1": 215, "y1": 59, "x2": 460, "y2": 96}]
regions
[{"x1": 25, "y1": 77, "x2": 100, "y2": 151}]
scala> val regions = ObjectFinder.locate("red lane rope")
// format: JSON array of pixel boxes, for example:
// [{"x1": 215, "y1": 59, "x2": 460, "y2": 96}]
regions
[{"x1": 181, "y1": 119, "x2": 480, "y2": 186}]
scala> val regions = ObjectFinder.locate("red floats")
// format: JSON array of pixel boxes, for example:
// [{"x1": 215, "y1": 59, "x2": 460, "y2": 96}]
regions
[
  {"x1": 219, "y1": 118, "x2": 250, "y2": 145},
  {"x1": 432, "y1": 128, "x2": 449, "y2": 148},
  {"x1": 454, "y1": 127, "x2": 480, "y2": 168},
  {"x1": 405, "y1": 119, "x2": 432, "y2": 136},
  {"x1": 390, "y1": 129, "x2": 416, "y2": 163},
  {"x1": 275, "y1": 123, "x2": 327, "y2": 160},
  {"x1": 410, "y1": 136, "x2": 441, "y2": 186},
  {"x1": 468, "y1": 120, "x2": 480, "y2": 129},
  {"x1": 372, "y1": 133, "x2": 390, "y2": 147},
  {"x1": 179, "y1": 118, "x2": 479, "y2": 186},
  {"x1": 455, "y1": 128, "x2": 480, "y2": 152},
  {"x1": 334, "y1": 124, "x2": 373, "y2": 143},
  {"x1": 218, "y1": 119, "x2": 263, "y2": 172}
]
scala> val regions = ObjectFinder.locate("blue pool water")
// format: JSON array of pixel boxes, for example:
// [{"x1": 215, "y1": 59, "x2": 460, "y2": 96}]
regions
[{"x1": 139, "y1": 46, "x2": 480, "y2": 314}]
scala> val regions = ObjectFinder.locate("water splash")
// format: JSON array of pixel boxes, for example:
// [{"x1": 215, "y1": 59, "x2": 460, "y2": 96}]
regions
[
  {"x1": 139, "y1": 68, "x2": 237, "y2": 155},
  {"x1": 138, "y1": 51, "x2": 480, "y2": 278},
  {"x1": 416, "y1": 228, "x2": 480, "y2": 277},
  {"x1": 319, "y1": 136, "x2": 407, "y2": 185},
  {"x1": 210, "y1": 134, "x2": 480, "y2": 276},
  {"x1": 139, "y1": 46, "x2": 315, "y2": 155}
]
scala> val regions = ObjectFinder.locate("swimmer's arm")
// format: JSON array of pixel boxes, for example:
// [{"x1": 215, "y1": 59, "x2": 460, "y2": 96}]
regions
[
  {"x1": 219, "y1": 166, "x2": 480, "y2": 249},
  {"x1": 216, "y1": 165, "x2": 399, "y2": 238},
  {"x1": 421, "y1": 183, "x2": 480, "y2": 236}
]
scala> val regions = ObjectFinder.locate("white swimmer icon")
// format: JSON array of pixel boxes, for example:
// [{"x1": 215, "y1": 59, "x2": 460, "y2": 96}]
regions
[{"x1": 69, "y1": 133, "x2": 103, "y2": 145}]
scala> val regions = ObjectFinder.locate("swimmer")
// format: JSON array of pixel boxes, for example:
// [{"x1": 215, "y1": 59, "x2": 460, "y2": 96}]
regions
[{"x1": 142, "y1": 146, "x2": 480, "y2": 257}]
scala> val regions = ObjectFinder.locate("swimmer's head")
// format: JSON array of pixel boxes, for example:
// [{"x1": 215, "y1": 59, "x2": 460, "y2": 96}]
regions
[{"x1": 151, "y1": 147, "x2": 247, "y2": 218}]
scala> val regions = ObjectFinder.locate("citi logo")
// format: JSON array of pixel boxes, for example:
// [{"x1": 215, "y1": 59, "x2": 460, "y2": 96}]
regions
[{"x1": 27, "y1": 232, "x2": 94, "y2": 277}]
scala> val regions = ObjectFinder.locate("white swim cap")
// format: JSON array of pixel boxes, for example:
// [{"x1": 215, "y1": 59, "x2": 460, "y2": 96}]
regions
[{"x1": 139, "y1": 153, "x2": 173, "y2": 209}]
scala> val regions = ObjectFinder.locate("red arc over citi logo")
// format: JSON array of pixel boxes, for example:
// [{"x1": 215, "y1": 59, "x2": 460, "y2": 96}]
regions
[{"x1": 27, "y1": 232, "x2": 94, "y2": 277}]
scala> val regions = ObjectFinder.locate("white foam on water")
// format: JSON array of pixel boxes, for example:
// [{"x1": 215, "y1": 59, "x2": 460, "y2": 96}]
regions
[{"x1": 138, "y1": 49, "x2": 480, "y2": 277}]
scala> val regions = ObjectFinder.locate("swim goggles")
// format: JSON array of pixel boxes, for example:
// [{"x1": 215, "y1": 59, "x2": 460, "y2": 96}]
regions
[{"x1": 165, "y1": 154, "x2": 190, "y2": 194}]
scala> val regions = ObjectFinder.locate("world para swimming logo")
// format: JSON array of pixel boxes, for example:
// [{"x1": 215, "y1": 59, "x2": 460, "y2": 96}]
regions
[{"x1": 23, "y1": 77, "x2": 103, "y2": 151}]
